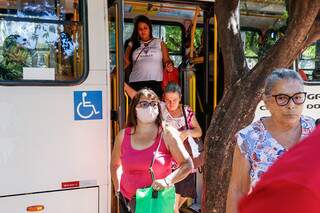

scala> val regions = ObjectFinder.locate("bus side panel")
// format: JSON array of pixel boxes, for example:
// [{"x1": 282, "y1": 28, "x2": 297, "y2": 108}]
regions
[
  {"x1": 0, "y1": 187, "x2": 98, "y2": 212},
  {"x1": 0, "y1": 73, "x2": 107, "y2": 195}
]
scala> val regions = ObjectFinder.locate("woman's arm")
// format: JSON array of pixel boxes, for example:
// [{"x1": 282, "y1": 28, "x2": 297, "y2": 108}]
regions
[
  {"x1": 226, "y1": 145, "x2": 251, "y2": 213},
  {"x1": 110, "y1": 130, "x2": 125, "y2": 192},
  {"x1": 152, "y1": 126, "x2": 193, "y2": 190},
  {"x1": 180, "y1": 113, "x2": 202, "y2": 141},
  {"x1": 161, "y1": 41, "x2": 173, "y2": 72},
  {"x1": 124, "y1": 83, "x2": 137, "y2": 99},
  {"x1": 124, "y1": 45, "x2": 132, "y2": 69}
]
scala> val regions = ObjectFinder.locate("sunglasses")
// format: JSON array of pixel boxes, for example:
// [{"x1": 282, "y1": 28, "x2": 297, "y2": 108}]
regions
[
  {"x1": 137, "y1": 101, "x2": 158, "y2": 108},
  {"x1": 271, "y1": 92, "x2": 307, "y2": 106}
]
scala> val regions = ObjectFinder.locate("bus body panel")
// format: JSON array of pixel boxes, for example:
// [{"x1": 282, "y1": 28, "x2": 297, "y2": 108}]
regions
[
  {"x1": 0, "y1": 71, "x2": 108, "y2": 196},
  {"x1": 88, "y1": 0, "x2": 109, "y2": 71},
  {"x1": 0, "y1": 0, "x2": 111, "y2": 212},
  {"x1": 0, "y1": 187, "x2": 98, "y2": 212}
]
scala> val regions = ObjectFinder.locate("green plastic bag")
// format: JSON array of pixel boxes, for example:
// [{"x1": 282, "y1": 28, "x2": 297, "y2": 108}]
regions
[{"x1": 135, "y1": 186, "x2": 176, "y2": 213}]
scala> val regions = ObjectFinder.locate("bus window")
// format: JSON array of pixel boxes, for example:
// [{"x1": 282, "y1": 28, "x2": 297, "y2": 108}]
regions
[
  {"x1": 299, "y1": 41, "x2": 320, "y2": 82},
  {"x1": 0, "y1": 0, "x2": 86, "y2": 83}
]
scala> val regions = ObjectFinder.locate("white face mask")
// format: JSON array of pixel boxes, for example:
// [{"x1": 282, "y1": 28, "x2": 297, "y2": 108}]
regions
[{"x1": 136, "y1": 106, "x2": 159, "y2": 123}]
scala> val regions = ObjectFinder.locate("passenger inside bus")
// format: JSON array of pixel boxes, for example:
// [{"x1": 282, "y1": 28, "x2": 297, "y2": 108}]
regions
[
  {"x1": 124, "y1": 15, "x2": 173, "y2": 98},
  {"x1": 111, "y1": 88, "x2": 193, "y2": 213},
  {"x1": 124, "y1": 82, "x2": 202, "y2": 212},
  {"x1": 226, "y1": 69, "x2": 316, "y2": 213}
]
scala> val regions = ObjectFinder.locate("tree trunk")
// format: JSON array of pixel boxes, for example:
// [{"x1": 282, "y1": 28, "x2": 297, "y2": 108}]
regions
[{"x1": 203, "y1": 0, "x2": 320, "y2": 212}]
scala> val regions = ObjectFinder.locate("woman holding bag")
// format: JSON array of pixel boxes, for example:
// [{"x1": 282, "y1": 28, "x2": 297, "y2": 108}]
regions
[
  {"x1": 111, "y1": 88, "x2": 193, "y2": 213},
  {"x1": 124, "y1": 82, "x2": 203, "y2": 212},
  {"x1": 124, "y1": 15, "x2": 173, "y2": 98}
]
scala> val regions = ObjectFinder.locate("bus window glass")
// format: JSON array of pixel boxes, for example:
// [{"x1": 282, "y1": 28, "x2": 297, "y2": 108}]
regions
[
  {"x1": 241, "y1": 30, "x2": 260, "y2": 69},
  {"x1": 299, "y1": 42, "x2": 320, "y2": 81},
  {"x1": 0, "y1": 0, "x2": 86, "y2": 82}
]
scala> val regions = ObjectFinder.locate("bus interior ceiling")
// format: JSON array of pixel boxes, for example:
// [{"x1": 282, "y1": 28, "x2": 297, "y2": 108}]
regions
[{"x1": 240, "y1": 0, "x2": 286, "y2": 32}]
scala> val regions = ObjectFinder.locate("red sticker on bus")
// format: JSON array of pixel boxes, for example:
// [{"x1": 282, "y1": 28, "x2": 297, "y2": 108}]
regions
[{"x1": 61, "y1": 181, "x2": 80, "y2": 188}]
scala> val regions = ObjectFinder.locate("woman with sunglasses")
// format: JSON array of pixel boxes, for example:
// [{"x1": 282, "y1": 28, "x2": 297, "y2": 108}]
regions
[
  {"x1": 124, "y1": 82, "x2": 202, "y2": 212},
  {"x1": 226, "y1": 69, "x2": 316, "y2": 213},
  {"x1": 111, "y1": 88, "x2": 193, "y2": 213}
]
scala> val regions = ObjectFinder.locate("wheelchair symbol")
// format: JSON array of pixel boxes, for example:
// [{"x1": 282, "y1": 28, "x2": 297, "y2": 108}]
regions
[{"x1": 76, "y1": 92, "x2": 100, "y2": 119}]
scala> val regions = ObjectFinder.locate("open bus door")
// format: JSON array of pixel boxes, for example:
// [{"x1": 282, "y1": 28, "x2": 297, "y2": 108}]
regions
[{"x1": 108, "y1": 1, "x2": 216, "y2": 212}]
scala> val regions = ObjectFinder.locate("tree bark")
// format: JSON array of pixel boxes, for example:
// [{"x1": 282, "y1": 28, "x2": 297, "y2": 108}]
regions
[
  {"x1": 203, "y1": 0, "x2": 320, "y2": 212},
  {"x1": 215, "y1": 0, "x2": 249, "y2": 91}
]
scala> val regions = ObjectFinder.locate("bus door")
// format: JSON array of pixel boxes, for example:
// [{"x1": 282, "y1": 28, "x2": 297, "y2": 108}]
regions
[
  {"x1": 0, "y1": 0, "x2": 110, "y2": 212},
  {"x1": 108, "y1": 1, "x2": 216, "y2": 212}
]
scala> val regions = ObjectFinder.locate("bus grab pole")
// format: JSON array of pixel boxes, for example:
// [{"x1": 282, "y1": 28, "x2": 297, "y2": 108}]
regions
[
  {"x1": 203, "y1": 11, "x2": 210, "y2": 130},
  {"x1": 116, "y1": 0, "x2": 126, "y2": 128}
]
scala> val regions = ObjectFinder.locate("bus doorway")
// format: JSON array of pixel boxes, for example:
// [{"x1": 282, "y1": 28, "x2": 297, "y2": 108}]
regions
[{"x1": 108, "y1": 0, "x2": 216, "y2": 212}]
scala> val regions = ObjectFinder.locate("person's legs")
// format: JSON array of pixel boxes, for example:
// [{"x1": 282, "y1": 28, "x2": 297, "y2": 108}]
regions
[
  {"x1": 178, "y1": 197, "x2": 188, "y2": 209},
  {"x1": 174, "y1": 194, "x2": 182, "y2": 213},
  {"x1": 118, "y1": 193, "x2": 131, "y2": 213},
  {"x1": 174, "y1": 173, "x2": 197, "y2": 212}
]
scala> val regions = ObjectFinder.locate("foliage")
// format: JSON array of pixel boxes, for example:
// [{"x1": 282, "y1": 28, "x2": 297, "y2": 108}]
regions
[
  {"x1": 0, "y1": 35, "x2": 31, "y2": 80},
  {"x1": 162, "y1": 25, "x2": 182, "y2": 53},
  {"x1": 302, "y1": 44, "x2": 316, "y2": 59},
  {"x1": 243, "y1": 31, "x2": 260, "y2": 57}
]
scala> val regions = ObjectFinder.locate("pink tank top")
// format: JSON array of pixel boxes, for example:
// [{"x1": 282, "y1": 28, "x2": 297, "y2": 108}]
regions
[{"x1": 120, "y1": 127, "x2": 172, "y2": 200}]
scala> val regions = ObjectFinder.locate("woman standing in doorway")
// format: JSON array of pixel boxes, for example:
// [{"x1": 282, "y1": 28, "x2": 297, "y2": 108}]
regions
[
  {"x1": 125, "y1": 82, "x2": 202, "y2": 212},
  {"x1": 111, "y1": 88, "x2": 193, "y2": 213},
  {"x1": 124, "y1": 15, "x2": 173, "y2": 98}
]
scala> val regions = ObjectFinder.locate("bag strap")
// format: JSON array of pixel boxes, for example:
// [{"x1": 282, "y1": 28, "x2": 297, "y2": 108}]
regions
[
  {"x1": 182, "y1": 105, "x2": 189, "y2": 130},
  {"x1": 149, "y1": 129, "x2": 163, "y2": 182},
  {"x1": 132, "y1": 38, "x2": 154, "y2": 65}
]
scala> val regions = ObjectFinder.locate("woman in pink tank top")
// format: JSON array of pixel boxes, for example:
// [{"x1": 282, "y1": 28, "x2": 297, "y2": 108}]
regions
[{"x1": 111, "y1": 88, "x2": 193, "y2": 213}]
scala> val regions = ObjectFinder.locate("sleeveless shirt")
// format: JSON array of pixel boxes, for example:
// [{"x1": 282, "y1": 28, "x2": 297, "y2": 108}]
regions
[
  {"x1": 120, "y1": 127, "x2": 172, "y2": 200},
  {"x1": 129, "y1": 38, "x2": 163, "y2": 82}
]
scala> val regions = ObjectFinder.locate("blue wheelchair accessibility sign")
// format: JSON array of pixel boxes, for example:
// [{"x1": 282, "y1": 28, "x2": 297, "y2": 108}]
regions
[{"x1": 74, "y1": 91, "x2": 103, "y2": 120}]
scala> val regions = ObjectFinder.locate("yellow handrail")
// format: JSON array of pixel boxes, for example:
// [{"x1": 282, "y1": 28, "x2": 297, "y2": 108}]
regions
[
  {"x1": 125, "y1": 1, "x2": 200, "y2": 12},
  {"x1": 188, "y1": 72, "x2": 196, "y2": 112},
  {"x1": 190, "y1": 7, "x2": 200, "y2": 59}
]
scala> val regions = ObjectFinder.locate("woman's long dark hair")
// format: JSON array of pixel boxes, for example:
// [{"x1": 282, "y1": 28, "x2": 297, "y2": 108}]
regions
[
  {"x1": 127, "y1": 88, "x2": 162, "y2": 132},
  {"x1": 128, "y1": 15, "x2": 153, "y2": 63}
]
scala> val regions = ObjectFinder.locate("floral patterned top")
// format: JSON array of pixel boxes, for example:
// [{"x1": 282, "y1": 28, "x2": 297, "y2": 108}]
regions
[
  {"x1": 236, "y1": 115, "x2": 315, "y2": 188},
  {"x1": 160, "y1": 102, "x2": 194, "y2": 130}
]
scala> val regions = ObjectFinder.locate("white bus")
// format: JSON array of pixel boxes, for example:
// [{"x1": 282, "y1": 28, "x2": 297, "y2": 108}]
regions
[
  {"x1": 1, "y1": 0, "x2": 318, "y2": 212},
  {"x1": 0, "y1": 0, "x2": 110, "y2": 212}
]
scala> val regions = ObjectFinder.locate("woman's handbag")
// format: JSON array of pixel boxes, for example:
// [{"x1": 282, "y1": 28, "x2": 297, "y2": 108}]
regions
[
  {"x1": 135, "y1": 132, "x2": 176, "y2": 213},
  {"x1": 135, "y1": 185, "x2": 175, "y2": 213},
  {"x1": 161, "y1": 66, "x2": 179, "y2": 90},
  {"x1": 182, "y1": 105, "x2": 205, "y2": 170}
]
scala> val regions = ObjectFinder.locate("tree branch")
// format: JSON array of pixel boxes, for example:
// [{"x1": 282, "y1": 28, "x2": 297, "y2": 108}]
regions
[
  {"x1": 251, "y1": 1, "x2": 320, "y2": 85},
  {"x1": 215, "y1": 0, "x2": 249, "y2": 91},
  {"x1": 303, "y1": 13, "x2": 320, "y2": 49}
]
